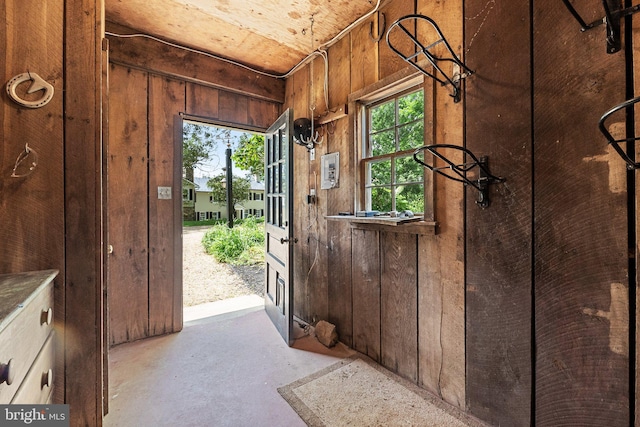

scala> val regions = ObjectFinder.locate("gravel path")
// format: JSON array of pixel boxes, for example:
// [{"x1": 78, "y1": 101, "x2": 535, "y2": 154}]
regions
[{"x1": 183, "y1": 226, "x2": 264, "y2": 307}]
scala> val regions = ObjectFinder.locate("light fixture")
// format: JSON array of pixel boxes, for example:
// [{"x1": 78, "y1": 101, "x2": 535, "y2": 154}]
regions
[{"x1": 294, "y1": 15, "x2": 323, "y2": 150}]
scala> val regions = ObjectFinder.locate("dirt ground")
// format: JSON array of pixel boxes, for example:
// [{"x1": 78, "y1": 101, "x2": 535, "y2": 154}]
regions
[{"x1": 182, "y1": 226, "x2": 264, "y2": 307}]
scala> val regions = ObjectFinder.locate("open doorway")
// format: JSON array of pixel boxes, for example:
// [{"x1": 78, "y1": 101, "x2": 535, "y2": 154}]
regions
[{"x1": 180, "y1": 120, "x2": 266, "y2": 312}]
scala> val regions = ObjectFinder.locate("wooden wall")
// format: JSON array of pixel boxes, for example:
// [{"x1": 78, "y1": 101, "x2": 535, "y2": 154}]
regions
[
  {"x1": 533, "y1": 1, "x2": 629, "y2": 425},
  {"x1": 1, "y1": 0, "x2": 104, "y2": 426},
  {"x1": 464, "y1": 1, "x2": 533, "y2": 424},
  {"x1": 286, "y1": 0, "x2": 636, "y2": 426},
  {"x1": 2, "y1": 0, "x2": 636, "y2": 426},
  {"x1": 105, "y1": 25, "x2": 282, "y2": 345},
  {"x1": 284, "y1": 0, "x2": 467, "y2": 409}
]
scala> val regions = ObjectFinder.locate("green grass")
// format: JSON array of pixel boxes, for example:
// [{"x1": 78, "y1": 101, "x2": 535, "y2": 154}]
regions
[
  {"x1": 183, "y1": 219, "x2": 226, "y2": 227},
  {"x1": 201, "y1": 216, "x2": 265, "y2": 265}
]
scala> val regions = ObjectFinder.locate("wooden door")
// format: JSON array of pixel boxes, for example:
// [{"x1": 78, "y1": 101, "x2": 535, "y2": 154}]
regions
[
  {"x1": 264, "y1": 109, "x2": 295, "y2": 345},
  {"x1": 106, "y1": 67, "x2": 184, "y2": 345}
]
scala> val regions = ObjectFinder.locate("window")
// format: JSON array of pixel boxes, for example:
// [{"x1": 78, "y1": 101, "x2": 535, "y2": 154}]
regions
[
  {"x1": 361, "y1": 87, "x2": 425, "y2": 213},
  {"x1": 182, "y1": 188, "x2": 194, "y2": 202}
]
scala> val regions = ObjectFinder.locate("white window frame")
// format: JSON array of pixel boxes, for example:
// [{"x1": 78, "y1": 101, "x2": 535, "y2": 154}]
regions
[{"x1": 349, "y1": 71, "x2": 434, "y2": 220}]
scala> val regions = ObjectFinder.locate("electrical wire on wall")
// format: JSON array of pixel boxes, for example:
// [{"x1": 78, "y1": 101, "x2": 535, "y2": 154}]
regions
[
  {"x1": 305, "y1": 173, "x2": 321, "y2": 278},
  {"x1": 105, "y1": 0, "x2": 382, "y2": 113}
]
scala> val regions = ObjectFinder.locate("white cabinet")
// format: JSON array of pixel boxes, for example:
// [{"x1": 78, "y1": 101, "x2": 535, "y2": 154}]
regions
[{"x1": 0, "y1": 270, "x2": 57, "y2": 404}]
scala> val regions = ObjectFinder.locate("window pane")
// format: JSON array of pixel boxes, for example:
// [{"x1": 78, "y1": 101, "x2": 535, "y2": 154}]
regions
[
  {"x1": 396, "y1": 184, "x2": 424, "y2": 213},
  {"x1": 363, "y1": 87, "x2": 426, "y2": 215},
  {"x1": 395, "y1": 156, "x2": 423, "y2": 184},
  {"x1": 370, "y1": 101, "x2": 395, "y2": 132},
  {"x1": 398, "y1": 91, "x2": 424, "y2": 124},
  {"x1": 368, "y1": 160, "x2": 391, "y2": 186},
  {"x1": 371, "y1": 187, "x2": 392, "y2": 212},
  {"x1": 370, "y1": 130, "x2": 395, "y2": 157},
  {"x1": 398, "y1": 121, "x2": 424, "y2": 151}
]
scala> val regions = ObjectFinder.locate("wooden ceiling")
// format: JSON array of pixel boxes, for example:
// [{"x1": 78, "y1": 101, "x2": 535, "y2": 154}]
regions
[{"x1": 105, "y1": 0, "x2": 379, "y2": 75}]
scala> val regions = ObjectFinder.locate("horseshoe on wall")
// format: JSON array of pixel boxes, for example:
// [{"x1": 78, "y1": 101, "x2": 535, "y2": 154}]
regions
[{"x1": 6, "y1": 72, "x2": 54, "y2": 109}]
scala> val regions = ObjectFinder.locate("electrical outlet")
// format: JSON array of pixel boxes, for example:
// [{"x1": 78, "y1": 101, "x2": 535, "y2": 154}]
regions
[
  {"x1": 158, "y1": 186, "x2": 172, "y2": 199},
  {"x1": 309, "y1": 148, "x2": 316, "y2": 161}
]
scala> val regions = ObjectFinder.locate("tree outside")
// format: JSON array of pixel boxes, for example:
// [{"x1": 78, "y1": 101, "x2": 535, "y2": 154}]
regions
[
  {"x1": 206, "y1": 174, "x2": 251, "y2": 216},
  {"x1": 183, "y1": 122, "x2": 265, "y2": 182},
  {"x1": 182, "y1": 122, "x2": 231, "y2": 181},
  {"x1": 232, "y1": 133, "x2": 265, "y2": 181}
]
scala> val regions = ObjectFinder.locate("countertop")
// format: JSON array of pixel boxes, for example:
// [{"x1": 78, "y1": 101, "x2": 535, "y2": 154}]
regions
[{"x1": 0, "y1": 270, "x2": 58, "y2": 331}]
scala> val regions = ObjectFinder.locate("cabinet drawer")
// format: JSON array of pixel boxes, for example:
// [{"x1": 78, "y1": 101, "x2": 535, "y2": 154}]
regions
[
  {"x1": 11, "y1": 333, "x2": 55, "y2": 404},
  {"x1": 0, "y1": 282, "x2": 54, "y2": 403}
]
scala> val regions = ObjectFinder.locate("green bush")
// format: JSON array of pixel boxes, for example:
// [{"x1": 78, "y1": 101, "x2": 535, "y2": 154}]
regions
[{"x1": 201, "y1": 216, "x2": 265, "y2": 265}]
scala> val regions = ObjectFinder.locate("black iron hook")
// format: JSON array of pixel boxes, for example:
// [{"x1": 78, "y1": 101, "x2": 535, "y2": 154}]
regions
[
  {"x1": 413, "y1": 144, "x2": 504, "y2": 208},
  {"x1": 598, "y1": 96, "x2": 640, "y2": 169},
  {"x1": 386, "y1": 14, "x2": 473, "y2": 102}
]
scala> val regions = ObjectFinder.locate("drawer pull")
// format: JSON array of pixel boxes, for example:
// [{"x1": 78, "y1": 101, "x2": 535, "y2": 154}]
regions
[
  {"x1": 0, "y1": 359, "x2": 14, "y2": 385},
  {"x1": 41, "y1": 369, "x2": 53, "y2": 389},
  {"x1": 41, "y1": 307, "x2": 53, "y2": 325}
]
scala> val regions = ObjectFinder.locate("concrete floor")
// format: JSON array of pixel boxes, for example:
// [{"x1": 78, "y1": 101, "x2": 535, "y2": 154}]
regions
[{"x1": 104, "y1": 296, "x2": 353, "y2": 427}]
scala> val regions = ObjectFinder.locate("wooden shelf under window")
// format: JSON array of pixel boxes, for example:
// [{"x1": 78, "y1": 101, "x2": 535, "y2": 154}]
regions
[{"x1": 325, "y1": 215, "x2": 437, "y2": 235}]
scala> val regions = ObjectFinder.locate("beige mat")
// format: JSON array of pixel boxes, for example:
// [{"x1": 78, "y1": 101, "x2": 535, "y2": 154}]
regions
[{"x1": 278, "y1": 355, "x2": 486, "y2": 427}]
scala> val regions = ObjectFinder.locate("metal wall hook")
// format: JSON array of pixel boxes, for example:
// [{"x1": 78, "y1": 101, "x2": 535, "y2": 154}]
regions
[
  {"x1": 11, "y1": 143, "x2": 39, "y2": 178},
  {"x1": 561, "y1": 0, "x2": 640, "y2": 54},
  {"x1": 413, "y1": 144, "x2": 504, "y2": 208},
  {"x1": 598, "y1": 96, "x2": 640, "y2": 169},
  {"x1": 386, "y1": 14, "x2": 473, "y2": 103}
]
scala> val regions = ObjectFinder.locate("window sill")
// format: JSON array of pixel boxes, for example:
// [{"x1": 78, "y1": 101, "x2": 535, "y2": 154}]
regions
[{"x1": 325, "y1": 215, "x2": 437, "y2": 235}]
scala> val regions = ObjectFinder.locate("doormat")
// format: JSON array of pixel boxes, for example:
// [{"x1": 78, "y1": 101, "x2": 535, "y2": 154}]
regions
[{"x1": 278, "y1": 355, "x2": 487, "y2": 427}]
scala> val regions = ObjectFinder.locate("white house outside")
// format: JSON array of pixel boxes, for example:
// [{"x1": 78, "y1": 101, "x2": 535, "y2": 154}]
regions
[{"x1": 183, "y1": 177, "x2": 264, "y2": 222}]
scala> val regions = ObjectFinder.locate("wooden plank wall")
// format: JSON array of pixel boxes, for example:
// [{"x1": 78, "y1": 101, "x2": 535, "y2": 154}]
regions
[
  {"x1": 1, "y1": 1, "x2": 105, "y2": 425},
  {"x1": 148, "y1": 76, "x2": 185, "y2": 336},
  {"x1": 286, "y1": 1, "x2": 634, "y2": 425},
  {"x1": 464, "y1": 1, "x2": 533, "y2": 425},
  {"x1": 106, "y1": 22, "x2": 284, "y2": 103},
  {"x1": 533, "y1": 0, "x2": 629, "y2": 425},
  {"x1": 635, "y1": 8, "x2": 640, "y2": 426},
  {"x1": 415, "y1": 1, "x2": 466, "y2": 408},
  {"x1": 1, "y1": 0, "x2": 66, "y2": 404},
  {"x1": 106, "y1": 34, "x2": 282, "y2": 345},
  {"x1": 107, "y1": 65, "x2": 150, "y2": 345},
  {"x1": 284, "y1": 0, "x2": 467, "y2": 408},
  {"x1": 64, "y1": 1, "x2": 105, "y2": 424}
]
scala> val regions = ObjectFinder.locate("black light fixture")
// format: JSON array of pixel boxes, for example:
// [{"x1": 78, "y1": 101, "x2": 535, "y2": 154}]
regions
[
  {"x1": 294, "y1": 15, "x2": 323, "y2": 151},
  {"x1": 293, "y1": 118, "x2": 313, "y2": 149}
]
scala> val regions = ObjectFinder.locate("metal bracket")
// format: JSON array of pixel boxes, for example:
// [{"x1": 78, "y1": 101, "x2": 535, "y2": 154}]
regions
[
  {"x1": 598, "y1": 96, "x2": 640, "y2": 169},
  {"x1": 386, "y1": 14, "x2": 473, "y2": 103},
  {"x1": 413, "y1": 144, "x2": 504, "y2": 208},
  {"x1": 475, "y1": 156, "x2": 498, "y2": 209},
  {"x1": 561, "y1": 0, "x2": 640, "y2": 54}
]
